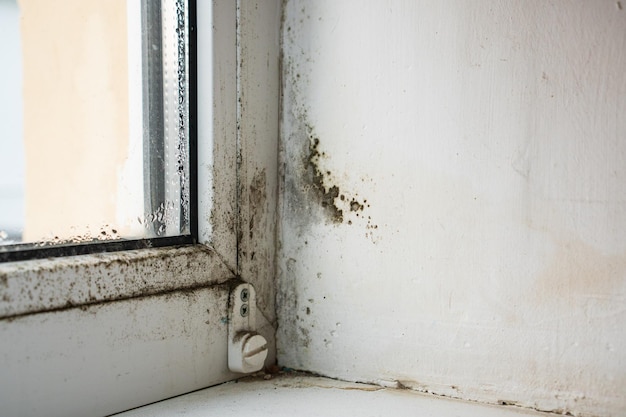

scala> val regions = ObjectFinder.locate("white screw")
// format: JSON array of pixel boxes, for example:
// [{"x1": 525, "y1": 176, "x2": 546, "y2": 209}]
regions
[
  {"x1": 242, "y1": 334, "x2": 268, "y2": 370},
  {"x1": 229, "y1": 332, "x2": 268, "y2": 373}
]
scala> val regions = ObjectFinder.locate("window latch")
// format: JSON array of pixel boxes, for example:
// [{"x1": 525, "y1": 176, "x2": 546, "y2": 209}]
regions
[{"x1": 228, "y1": 282, "x2": 268, "y2": 373}]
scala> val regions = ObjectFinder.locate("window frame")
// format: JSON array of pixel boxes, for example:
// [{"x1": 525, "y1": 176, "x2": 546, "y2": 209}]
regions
[
  {"x1": 0, "y1": 0, "x2": 228, "y2": 317},
  {"x1": 0, "y1": 0, "x2": 281, "y2": 413},
  {"x1": 0, "y1": 1, "x2": 259, "y2": 415}
]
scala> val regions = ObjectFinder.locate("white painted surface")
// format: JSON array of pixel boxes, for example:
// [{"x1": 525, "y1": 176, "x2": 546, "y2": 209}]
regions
[
  {"x1": 278, "y1": 1, "x2": 626, "y2": 416},
  {"x1": 1, "y1": 286, "x2": 234, "y2": 417},
  {"x1": 118, "y1": 375, "x2": 549, "y2": 417}
]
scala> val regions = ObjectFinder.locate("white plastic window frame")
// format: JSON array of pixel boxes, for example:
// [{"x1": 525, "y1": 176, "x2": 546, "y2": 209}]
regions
[{"x1": 0, "y1": 2, "x2": 241, "y2": 416}]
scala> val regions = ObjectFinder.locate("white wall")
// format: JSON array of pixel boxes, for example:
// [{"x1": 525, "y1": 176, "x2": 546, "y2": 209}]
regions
[{"x1": 277, "y1": 1, "x2": 626, "y2": 416}]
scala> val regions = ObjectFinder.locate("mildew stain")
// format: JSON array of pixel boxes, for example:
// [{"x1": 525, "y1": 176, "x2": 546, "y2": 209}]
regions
[
  {"x1": 248, "y1": 168, "x2": 267, "y2": 240},
  {"x1": 302, "y1": 126, "x2": 372, "y2": 228},
  {"x1": 0, "y1": 246, "x2": 231, "y2": 320},
  {"x1": 349, "y1": 201, "x2": 362, "y2": 212},
  {"x1": 305, "y1": 133, "x2": 344, "y2": 223},
  {"x1": 281, "y1": 10, "x2": 378, "y2": 239}
]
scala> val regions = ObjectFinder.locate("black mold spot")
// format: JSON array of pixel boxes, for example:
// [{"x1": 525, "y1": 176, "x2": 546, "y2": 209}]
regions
[
  {"x1": 305, "y1": 133, "x2": 344, "y2": 223},
  {"x1": 248, "y1": 168, "x2": 267, "y2": 241},
  {"x1": 285, "y1": 44, "x2": 377, "y2": 240},
  {"x1": 350, "y1": 199, "x2": 364, "y2": 212},
  {"x1": 302, "y1": 131, "x2": 372, "y2": 227},
  {"x1": 299, "y1": 326, "x2": 310, "y2": 348}
]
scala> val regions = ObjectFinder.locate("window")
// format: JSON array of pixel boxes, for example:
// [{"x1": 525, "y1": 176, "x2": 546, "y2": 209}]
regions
[
  {"x1": 0, "y1": 0, "x2": 196, "y2": 262},
  {"x1": 0, "y1": 0, "x2": 283, "y2": 415}
]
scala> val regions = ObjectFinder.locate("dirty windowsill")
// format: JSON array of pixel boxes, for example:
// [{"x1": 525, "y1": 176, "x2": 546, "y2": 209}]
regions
[{"x1": 115, "y1": 373, "x2": 554, "y2": 417}]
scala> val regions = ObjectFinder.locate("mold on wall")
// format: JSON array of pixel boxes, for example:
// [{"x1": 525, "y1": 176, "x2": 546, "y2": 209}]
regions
[
  {"x1": 236, "y1": 0, "x2": 282, "y2": 344},
  {"x1": 280, "y1": 39, "x2": 378, "y2": 242},
  {"x1": 306, "y1": 135, "x2": 345, "y2": 224},
  {"x1": 303, "y1": 129, "x2": 370, "y2": 226},
  {"x1": 277, "y1": 1, "x2": 626, "y2": 416}
]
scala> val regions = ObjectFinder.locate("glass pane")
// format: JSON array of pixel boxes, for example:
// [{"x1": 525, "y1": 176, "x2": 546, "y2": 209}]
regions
[{"x1": 0, "y1": 0, "x2": 190, "y2": 251}]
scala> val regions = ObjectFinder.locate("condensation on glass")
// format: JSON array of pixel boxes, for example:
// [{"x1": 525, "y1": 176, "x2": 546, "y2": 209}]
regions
[{"x1": 0, "y1": 0, "x2": 190, "y2": 252}]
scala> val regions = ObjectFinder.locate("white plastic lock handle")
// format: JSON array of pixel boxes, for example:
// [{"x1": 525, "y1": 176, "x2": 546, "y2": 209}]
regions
[
  {"x1": 229, "y1": 332, "x2": 268, "y2": 373},
  {"x1": 228, "y1": 283, "x2": 268, "y2": 373}
]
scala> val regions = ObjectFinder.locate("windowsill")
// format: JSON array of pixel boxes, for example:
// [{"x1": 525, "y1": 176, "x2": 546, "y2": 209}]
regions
[
  {"x1": 0, "y1": 244, "x2": 234, "y2": 319},
  {"x1": 116, "y1": 373, "x2": 552, "y2": 417}
]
